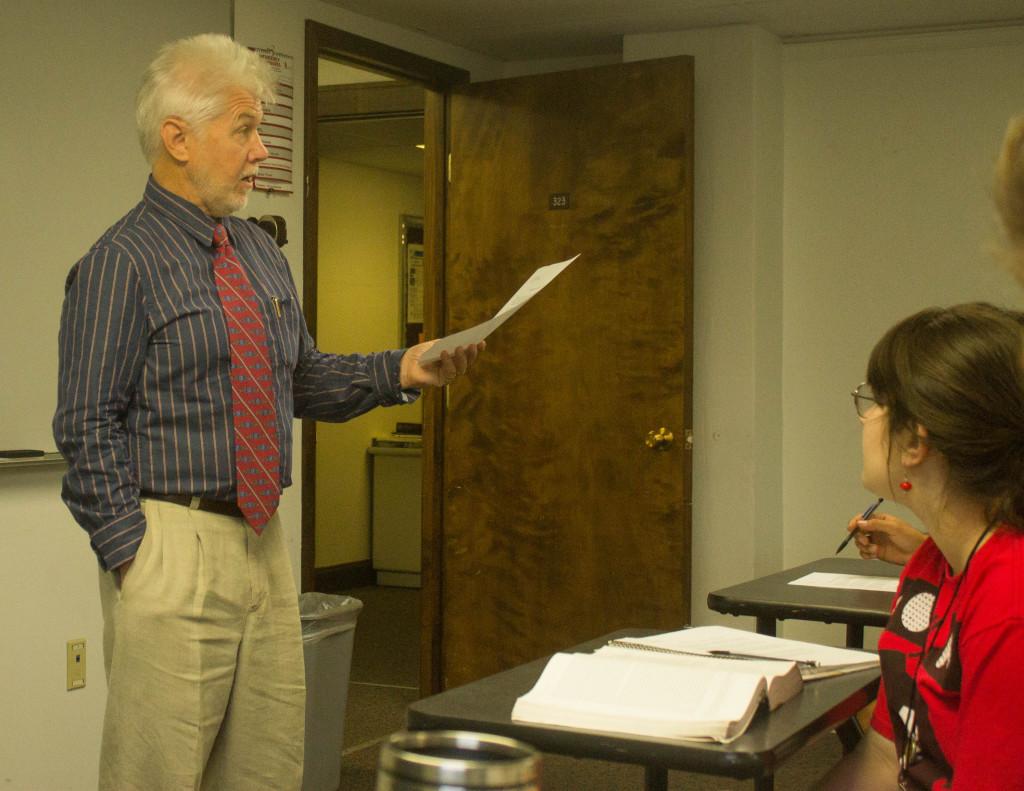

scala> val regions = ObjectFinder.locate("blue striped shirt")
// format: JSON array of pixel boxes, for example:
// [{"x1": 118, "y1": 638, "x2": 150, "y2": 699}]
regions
[{"x1": 54, "y1": 177, "x2": 413, "y2": 570}]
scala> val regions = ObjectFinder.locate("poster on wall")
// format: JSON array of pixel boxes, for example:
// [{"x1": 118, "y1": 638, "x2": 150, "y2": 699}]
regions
[
  {"x1": 406, "y1": 243, "x2": 425, "y2": 325},
  {"x1": 249, "y1": 46, "x2": 294, "y2": 194},
  {"x1": 401, "y1": 216, "x2": 425, "y2": 347}
]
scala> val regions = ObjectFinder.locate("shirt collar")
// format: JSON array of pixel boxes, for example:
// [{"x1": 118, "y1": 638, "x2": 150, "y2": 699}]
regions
[{"x1": 143, "y1": 175, "x2": 223, "y2": 248}]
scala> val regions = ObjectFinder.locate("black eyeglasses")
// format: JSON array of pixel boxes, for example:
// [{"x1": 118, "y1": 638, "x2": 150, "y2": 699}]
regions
[{"x1": 851, "y1": 382, "x2": 879, "y2": 419}]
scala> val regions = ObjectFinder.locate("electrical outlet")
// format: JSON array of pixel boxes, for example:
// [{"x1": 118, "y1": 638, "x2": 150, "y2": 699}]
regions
[{"x1": 67, "y1": 639, "x2": 86, "y2": 690}]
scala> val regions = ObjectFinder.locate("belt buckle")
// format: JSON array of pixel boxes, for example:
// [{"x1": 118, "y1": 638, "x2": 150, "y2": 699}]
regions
[{"x1": 189, "y1": 496, "x2": 202, "y2": 510}]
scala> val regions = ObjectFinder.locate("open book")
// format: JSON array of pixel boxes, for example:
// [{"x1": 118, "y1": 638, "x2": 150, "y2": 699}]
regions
[{"x1": 510, "y1": 625, "x2": 878, "y2": 743}]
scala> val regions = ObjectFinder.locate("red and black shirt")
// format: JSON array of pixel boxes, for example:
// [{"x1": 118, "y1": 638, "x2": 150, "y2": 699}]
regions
[{"x1": 871, "y1": 527, "x2": 1024, "y2": 790}]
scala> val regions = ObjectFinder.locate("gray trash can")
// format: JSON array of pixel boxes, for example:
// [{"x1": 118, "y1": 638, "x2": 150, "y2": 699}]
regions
[{"x1": 300, "y1": 592, "x2": 364, "y2": 791}]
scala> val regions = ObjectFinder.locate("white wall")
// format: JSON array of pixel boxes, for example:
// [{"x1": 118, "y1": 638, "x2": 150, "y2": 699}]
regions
[
  {"x1": 624, "y1": 23, "x2": 1024, "y2": 642},
  {"x1": 316, "y1": 157, "x2": 423, "y2": 567},
  {"x1": 1, "y1": 4, "x2": 230, "y2": 788},
  {"x1": 780, "y1": 27, "x2": 1024, "y2": 643}
]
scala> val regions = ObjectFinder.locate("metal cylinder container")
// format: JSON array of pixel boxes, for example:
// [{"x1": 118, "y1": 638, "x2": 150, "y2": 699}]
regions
[{"x1": 376, "y1": 730, "x2": 541, "y2": 791}]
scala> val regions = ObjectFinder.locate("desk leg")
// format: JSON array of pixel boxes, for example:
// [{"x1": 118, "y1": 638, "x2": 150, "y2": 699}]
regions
[
  {"x1": 643, "y1": 766, "x2": 668, "y2": 791},
  {"x1": 756, "y1": 616, "x2": 777, "y2": 637},
  {"x1": 754, "y1": 774, "x2": 775, "y2": 791},
  {"x1": 836, "y1": 625, "x2": 868, "y2": 753},
  {"x1": 836, "y1": 717, "x2": 864, "y2": 754}
]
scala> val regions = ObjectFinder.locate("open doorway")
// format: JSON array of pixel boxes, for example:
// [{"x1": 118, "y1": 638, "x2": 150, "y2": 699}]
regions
[
  {"x1": 313, "y1": 53, "x2": 426, "y2": 720},
  {"x1": 300, "y1": 22, "x2": 469, "y2": 773},
  {"x1": 313, "y1": 60, "x2": 426, "y2": 592}
]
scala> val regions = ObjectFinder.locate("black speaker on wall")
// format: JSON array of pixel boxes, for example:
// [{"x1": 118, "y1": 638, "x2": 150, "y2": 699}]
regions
[{"x1": 247, "y1": 214, "x2": 287, "y2": 248}]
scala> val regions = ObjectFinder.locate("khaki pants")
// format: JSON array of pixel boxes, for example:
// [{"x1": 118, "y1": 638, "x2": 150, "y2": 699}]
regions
[{"x1": 98, "y1": 499, "x2": 305, "y2": 791}]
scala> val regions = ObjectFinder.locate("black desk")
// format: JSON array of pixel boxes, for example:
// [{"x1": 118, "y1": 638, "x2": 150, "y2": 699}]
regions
[
  {"x1": 707, "y1": 557, "x2": 900, "y2": 649},
  {"x1": 407, "y1": 630, "x2": 880, "y2": 791}
]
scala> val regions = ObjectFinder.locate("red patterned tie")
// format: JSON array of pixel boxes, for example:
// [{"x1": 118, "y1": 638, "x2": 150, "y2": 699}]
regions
[{"x1": 211, "y1": 223, "x2": 280, "y2": 531}]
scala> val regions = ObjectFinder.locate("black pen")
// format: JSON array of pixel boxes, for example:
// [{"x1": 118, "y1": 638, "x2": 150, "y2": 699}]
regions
[
  {"x1": 707, "y1": 650, "x2": 819, "y2": 668},
  {"x1": 835, "y1": 497, "x2": 884, "y2": 555}
]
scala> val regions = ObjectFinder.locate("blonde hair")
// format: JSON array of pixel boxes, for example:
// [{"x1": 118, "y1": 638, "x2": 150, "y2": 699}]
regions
[
  {"x1": 135, "y1": 33, "x2": 276, "y2": 164},
  {"x1": 994, "y1": 116, "x2": 1024, "y2": 286}
]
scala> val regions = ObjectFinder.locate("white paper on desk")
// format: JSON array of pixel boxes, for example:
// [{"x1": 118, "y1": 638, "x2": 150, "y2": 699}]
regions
[
  {"x1": 418, "y1": 254, "x2": 580, "y2": 364},
  {"x1": 789, "y1": 572, "x2": 899, "y2": 593},
  {"x1": 627, "y1": 625, "x2": 877, "y2": 669}
]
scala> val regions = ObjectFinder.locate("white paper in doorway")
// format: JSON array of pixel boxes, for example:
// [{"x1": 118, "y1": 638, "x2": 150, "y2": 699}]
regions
[{"x1": 418, "y1": 254, "x2": 580, "y2": 364}]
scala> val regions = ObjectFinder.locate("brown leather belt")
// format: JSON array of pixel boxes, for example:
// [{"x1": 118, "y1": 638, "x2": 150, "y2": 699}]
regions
[{"x1": 140, "y1": 491, "x2": 244, "y2": 519}]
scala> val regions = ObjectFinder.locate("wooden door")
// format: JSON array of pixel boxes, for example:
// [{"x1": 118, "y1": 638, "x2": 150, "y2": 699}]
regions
[{"x1": 436, "y1": 58, "x2": 694, "y2": 688}]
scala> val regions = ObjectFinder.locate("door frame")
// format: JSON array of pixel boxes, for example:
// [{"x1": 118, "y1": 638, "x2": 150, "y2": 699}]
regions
[{"x1": 301, "y1": 21, "x2": 468, "y2": 694}]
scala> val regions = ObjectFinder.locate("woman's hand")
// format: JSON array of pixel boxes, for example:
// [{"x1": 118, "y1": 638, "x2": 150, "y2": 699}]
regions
[{"x1": 846, "y1": 512, "x2": 926, "y2": 566}]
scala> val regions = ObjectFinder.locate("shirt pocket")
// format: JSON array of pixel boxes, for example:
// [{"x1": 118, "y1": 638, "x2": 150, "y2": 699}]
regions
[{"x1": 266, "y1": 293, "x2": 301, "y2": 370}]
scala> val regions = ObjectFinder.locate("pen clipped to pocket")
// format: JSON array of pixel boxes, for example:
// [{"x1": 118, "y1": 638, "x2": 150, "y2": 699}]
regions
[{"x1": 270, "y1": 294, "x2": 294, "y2": 320}]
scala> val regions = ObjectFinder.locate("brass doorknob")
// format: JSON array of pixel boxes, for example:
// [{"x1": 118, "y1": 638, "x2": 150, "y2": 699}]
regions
[{"x1": 645, "y1": 427, "x2": 674, "y2": 450}]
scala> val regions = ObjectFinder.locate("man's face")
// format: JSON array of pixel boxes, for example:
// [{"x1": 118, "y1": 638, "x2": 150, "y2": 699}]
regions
[{"x1": 185, "y1": 88, "x2": 268, "y2": 218}]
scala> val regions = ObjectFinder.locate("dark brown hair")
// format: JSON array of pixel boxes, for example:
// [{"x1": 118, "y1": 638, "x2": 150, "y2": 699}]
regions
[{"x1": 866, "y1": 302, "x2": 1024, "y2": 530}]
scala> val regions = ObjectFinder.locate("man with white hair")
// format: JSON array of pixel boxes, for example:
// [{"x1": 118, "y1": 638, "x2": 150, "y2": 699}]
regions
[{"x1": 53, "y1": 33, "x2": 481, "y2": 791}]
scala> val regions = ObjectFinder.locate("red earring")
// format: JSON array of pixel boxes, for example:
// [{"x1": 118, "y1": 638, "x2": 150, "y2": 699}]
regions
[{"x1": 899, "y1": 480, "x2": 912, "y2": 491}]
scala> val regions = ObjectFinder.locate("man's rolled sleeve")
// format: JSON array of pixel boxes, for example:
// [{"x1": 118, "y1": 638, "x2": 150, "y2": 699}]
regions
[
  {"x1": 88, "y1": 509, "x2": 147, "y2": 571},
  {"x1": 293, "y1": 329, "x2": 417, "y2": 420},
  {"x1": 53, "y1": 246, "x2": 149, "y2": 571}
]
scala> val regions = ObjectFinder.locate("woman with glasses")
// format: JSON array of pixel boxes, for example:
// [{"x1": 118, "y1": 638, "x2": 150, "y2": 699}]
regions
[
  {"x1": 843, "y1": 119, "x2": 1024, "y2": 567},
  {"x1": 843, "y1": 384, "x2": 930, "y2": 564},
  {"x1": 817, "y1": 302, "x2": 1024, "y2": 790}
]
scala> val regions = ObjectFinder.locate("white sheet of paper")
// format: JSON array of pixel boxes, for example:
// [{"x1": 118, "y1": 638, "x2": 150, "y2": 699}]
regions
[
  {"x1": 788, "y1": 572, "x2": 899, "y2": 593},
  {"x1": 622, "y1": 624, "x2": 878, "y2": 668},
  {"x1": 418, "y1": 254, "x2": 580, "y2": 364}
]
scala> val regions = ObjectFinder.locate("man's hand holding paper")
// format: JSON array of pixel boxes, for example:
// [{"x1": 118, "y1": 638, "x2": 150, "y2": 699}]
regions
[
  {"x1": 401, "y1": 339, "x2": 485, "y2": 388},
  {"x1": 418, "y1": 254, "x2": 580, "y2": 365}
]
